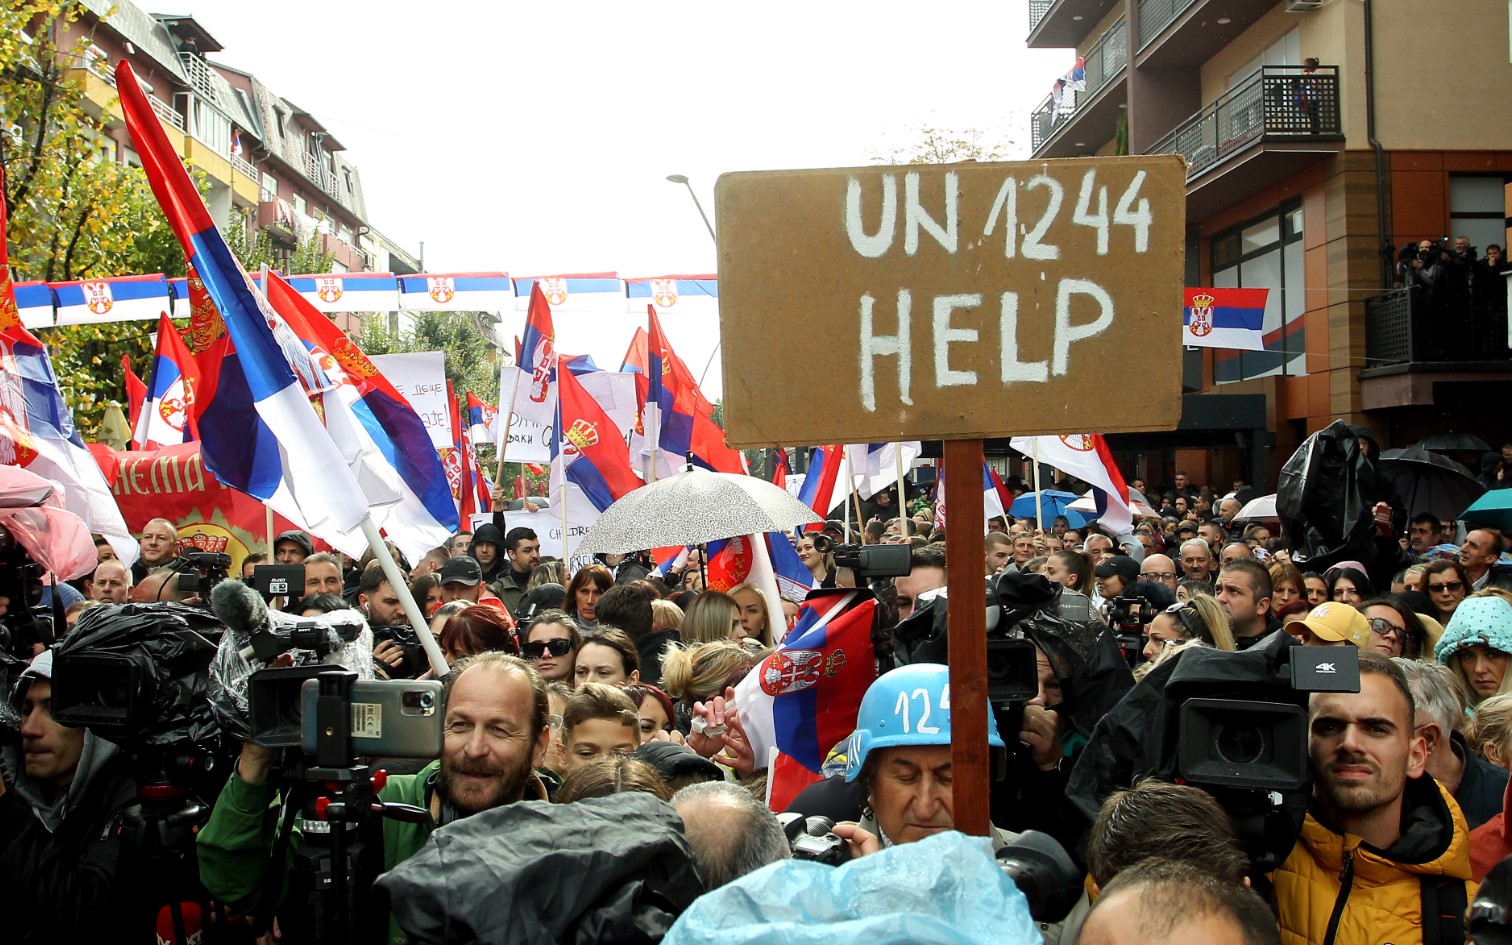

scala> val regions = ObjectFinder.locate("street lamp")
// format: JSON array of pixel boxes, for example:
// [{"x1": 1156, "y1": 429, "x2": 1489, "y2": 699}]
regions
[{"x1": 665, "y1": 173, "x2": 717, "y2": 246}]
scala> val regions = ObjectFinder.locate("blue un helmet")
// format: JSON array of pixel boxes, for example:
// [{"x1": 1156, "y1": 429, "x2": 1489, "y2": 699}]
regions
[{"x1": 841, "y1": 663, "x2": 1004, "y2": 782}]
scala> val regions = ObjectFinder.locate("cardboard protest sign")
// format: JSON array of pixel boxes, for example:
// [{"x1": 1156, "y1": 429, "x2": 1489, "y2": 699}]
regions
[
  {"x1": 371, "y1": 352, "x2": 450, "y2": 449},
  {"x1": 714, "y1": 155, "x2": 1187, "y2": 447}
]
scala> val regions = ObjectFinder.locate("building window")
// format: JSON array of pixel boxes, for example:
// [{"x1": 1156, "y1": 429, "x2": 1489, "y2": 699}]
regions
[
  {"x1": 1448, "y1": 175, "x2": 1509, "y2": 255},
  {"x1": 1210, "y1": 202, "x2": 1306, "y2": 382},
  {"x1": 191, "y1": 99, "x2": 231, "y2": 155},
  {"x1": 260, "y1": 171, "x2": 279, "y2": 203}
]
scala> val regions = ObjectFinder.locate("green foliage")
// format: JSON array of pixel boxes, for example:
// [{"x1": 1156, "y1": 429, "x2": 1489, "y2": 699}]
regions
[
  {"x1": 872, "y1": 124, "x2": 1014, "y2": 165},
  {"x1": 1115, "y1": 111, "x2": 1129, "y2": 156},
  {"x1": 1, "y1": 3, "x2": 194, "y2": 436},
  {"x1": 226, "y1": 221, "x2": 334, "y2": 275},
  {"x1": 359, "y1": 310, "x2": 500, "y2": 404}
]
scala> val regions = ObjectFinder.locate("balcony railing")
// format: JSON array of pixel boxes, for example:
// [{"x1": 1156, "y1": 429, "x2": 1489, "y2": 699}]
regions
[
  {"x1": 1137, "y1": 0, "x2": 1198, "y2": 47},
  {"x1": 1366, "y1": 286, "x2": 1511, "y2": 365},
  {"x1": 1030, "y1": 17, "x2": 1127, "y2": 152},
  {"x1": 1146, "y1": 65, "x2": 1341, "y2": 180},
  {"x1": 230, "y1": 153, "x2": 258, "y2": 180},
  {"x1": 177, "y1": 52, "x2": 222, "y2": 106},
  {"x1": 149, "y1": 94, "x2": 185, "y2": 132},
  {"x1": 1029, "y1": 0, "x2": 1055, "y2": 32}
]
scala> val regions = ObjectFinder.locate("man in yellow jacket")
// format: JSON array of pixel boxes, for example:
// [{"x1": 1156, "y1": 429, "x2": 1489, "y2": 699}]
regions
[{"x1": 1272, "y1": 651, "x2": 1475, "y2": 945}]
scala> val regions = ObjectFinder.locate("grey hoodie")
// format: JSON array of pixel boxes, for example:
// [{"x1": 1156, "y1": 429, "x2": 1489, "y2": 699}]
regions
[{"x1": 2, "y1": 650, "x2": 121, "y2": 833}]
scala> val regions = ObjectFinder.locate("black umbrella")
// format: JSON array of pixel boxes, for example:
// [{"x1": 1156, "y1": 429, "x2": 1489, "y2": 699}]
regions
[
  {"x1": 1417, "y1": 432, "x2": 1492, "y2": 452},
  {"x1": 1376, "y1": 445, "x2": 1486, "y2": 524}
]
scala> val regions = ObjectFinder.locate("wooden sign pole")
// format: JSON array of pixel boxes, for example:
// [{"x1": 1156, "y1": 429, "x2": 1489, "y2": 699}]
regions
[{"x1": 943, "y1": 438, "x2": 991, "y2": 838}]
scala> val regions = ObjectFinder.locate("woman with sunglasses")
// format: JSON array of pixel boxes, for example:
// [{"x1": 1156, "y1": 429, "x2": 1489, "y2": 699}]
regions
[
  {"x1": 1141, "y1": 595, "x2": 1237, "y2": 665},
  {"x1": 1357, "y1": 596, "x2": 1434, "y2": 659},
  {"x1": 520, "y1": 609, "x2": 581, "y2": 683},
  {"x1": 1423, "y1": 559, "x2": 1471, "y2": 625}
]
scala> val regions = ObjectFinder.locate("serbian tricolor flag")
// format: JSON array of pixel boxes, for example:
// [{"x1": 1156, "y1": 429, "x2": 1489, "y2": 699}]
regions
[
  {"x1": 263, "y1": 272, "x2": 458, "y2": 561},
  {"x1": 446, "y1": 383, "x2": 488, "y2": 520},
  {"x1": 116, "y1": 61, "x2": 371, "y2": 550},
  {"x1": 556, "y1": 356, "x2": 642, "y2": 513},
  {"x1": 1183, "y1": 287, "x2": 1267, "y2": 351},
  {"x1": 734, "y1": 588, "x2": 879, "y2": 811},
  {"x1": 398, "y1": 272, "x2": 512, "y2": 313},
  {"x1": 284, "y1": 272, "x2": 398, "y2": 315},
  {"x1": 53, "y1": 274, "x2": 171, "y2": 325},
  {"x1": 499, "y1": 283, "x2": 556, "y2": 457},
  {"x1": 1010, "y1": 433, "x2": 1133, "y2": 534},
  {"x1": 1064, "y1": 56, "x2": 1087, "y2": 91},
  {"x1": 796, "y1": 445, "x2": 844, "y2": 531},
  {"x1": 646, "y1": 306, "x2": 744, "y2": 476},
  {"x1": 132, "y1": 313, "x2": 200, "y2": 450},
  {"x1": 13, "y1": 282, "x2": 54, "y2": 329},
  {"x1": 0, "y1": 176, "x2": 138, "y2": 563},
  {"x1": 466, "y1": 392, "x2": 497, "y2": 446}
]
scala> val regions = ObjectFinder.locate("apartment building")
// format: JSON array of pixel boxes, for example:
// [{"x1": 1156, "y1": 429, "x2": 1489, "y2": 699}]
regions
[
  {"x1": 53, "y1": 0, "x2": 416, "y2": 281},
  {"x1": 1026, "y1": 0, "x2": 1512, "y2": 486}
]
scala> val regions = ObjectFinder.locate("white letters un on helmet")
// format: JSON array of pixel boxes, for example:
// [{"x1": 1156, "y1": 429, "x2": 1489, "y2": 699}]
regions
[{"x1": 841, "y1": 662, "x2": 1005, "y2": 783}]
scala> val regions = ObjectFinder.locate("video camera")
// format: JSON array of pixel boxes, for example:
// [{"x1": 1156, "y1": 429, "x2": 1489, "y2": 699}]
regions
[
  {"x1": 810, "y1": 534, "x2": 911, "y2": 581},
  {"x1": 0, "y1": 524, "x2": 56, "y2": 661},
  {"x1": 1067, "y1": 631, "x2": 1360, "y2": 874},
  {"x1": 172, "y1": 551, "x2": 231, "y2": 600},
  {"x1": 1106, "y1": 594, "x2": 1162, "y2": 668}
]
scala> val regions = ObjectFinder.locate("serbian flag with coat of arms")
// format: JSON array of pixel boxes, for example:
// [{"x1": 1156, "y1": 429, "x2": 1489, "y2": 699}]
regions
[
  {"x1": 1183, "y1": 287, "x2": 1267, "y2": 351},
  {"x1": 555, "y1": 357, "x2": 642, "y2": 513},
  {"x1": 133, "y1": 313, "x2": 201, "y2": 450},
  {"x1": 735, "y1": 588, "x2": 878, "y2": 811},
  {"x1": 1010, "y1": 433, "x2": 1133, "y2": 534}
]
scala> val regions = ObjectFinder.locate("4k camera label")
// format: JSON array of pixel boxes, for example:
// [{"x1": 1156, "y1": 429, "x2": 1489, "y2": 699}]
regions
[{"x1": 351, "y1": 702, "x2": 382, "y2": 738}]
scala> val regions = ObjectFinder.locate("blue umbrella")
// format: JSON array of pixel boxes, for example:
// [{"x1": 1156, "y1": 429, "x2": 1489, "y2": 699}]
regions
[
  {"x1": 1009, "y1": 490, "x2": 1087, "y2": 528},
  {"x1": 1462, "y1": 490, "x2": 1512, "y2": 535}
]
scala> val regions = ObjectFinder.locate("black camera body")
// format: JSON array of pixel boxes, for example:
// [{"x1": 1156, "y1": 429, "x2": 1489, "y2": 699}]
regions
[
  {"x1": 174, "y1": 551, "x2": 231, "y2": 598},
  {"x1": 776, "y1": 812, "x2": 851, "y2": 867},
  {"x1": 371, "y1": 624, "x2": 428, "y2": 679},
  {"x1": 811, "y1": 536, "x2": 911, "y2": 579}
]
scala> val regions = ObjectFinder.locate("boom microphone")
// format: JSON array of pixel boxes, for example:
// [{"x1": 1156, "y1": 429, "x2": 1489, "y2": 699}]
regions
[{"x1": 210, "y1": 579, "x2": 270, "y2": 659}]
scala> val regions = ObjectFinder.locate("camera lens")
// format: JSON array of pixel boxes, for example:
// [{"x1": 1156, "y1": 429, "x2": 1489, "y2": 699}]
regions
[{"x1": 1215, "y1": 723, "x2": 1267, "y2": 765}]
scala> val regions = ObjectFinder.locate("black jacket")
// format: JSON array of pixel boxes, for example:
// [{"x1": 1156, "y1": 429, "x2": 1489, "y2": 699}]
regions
[
  {"x1": 468, "y1": 522, "x2": 508, "y2": 586},
  {"x1": 634, "y1": 628, "x2": 681, "y2": 688},
  {"x1": 0, "y1": 740, "x2": 138, "y2": 943},
  {"x1": 1453, "y1": 730, "x2": 1510, "y2": 831}
]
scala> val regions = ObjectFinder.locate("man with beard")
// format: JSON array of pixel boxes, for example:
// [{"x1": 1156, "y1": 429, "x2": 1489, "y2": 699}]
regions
[
  {"x1": 198, "y1": 652, "x2": 550, "y2": 942},
  {"x1": 1272, "y1": 652, "x2": 1473, "y2": 945}
]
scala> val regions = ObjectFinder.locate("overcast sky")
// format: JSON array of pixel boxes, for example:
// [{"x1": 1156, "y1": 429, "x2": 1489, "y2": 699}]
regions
[
  {"x1": 185, "y1": 1, "x2": 1068, "y2": 272},
  {"x1": 179, "y1": 1, "x2": 1071, "y2": 395}
]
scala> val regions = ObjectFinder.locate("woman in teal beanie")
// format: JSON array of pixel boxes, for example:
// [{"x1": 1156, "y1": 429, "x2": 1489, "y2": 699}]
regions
[{"x1": 1436, "y1": 593, "x2": 1512, "y2": 712}]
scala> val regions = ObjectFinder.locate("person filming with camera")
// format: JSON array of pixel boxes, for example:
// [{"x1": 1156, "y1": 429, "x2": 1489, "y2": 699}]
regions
[
  {"x1": 0, "y1": 651, "x2": 138, "y2": 943},
  {"x1": 197, "y1": 650, "x2": 552, "y2": 942}
]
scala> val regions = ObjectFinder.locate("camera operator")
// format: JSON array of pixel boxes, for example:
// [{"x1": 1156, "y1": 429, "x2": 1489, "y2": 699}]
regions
[
  {"x1": 0, "y1": 651, "x2": 138, "y2": 943},
  {"x1": 829, "y1": 663, "x2": 1020, "y2": 855},
  {"x1": 1272, "y1": 651, "x2": 1473, "y2": 944},
  {"x1": 197, "y1": 651, "x2": 551, "y2": 942},
  {"x1": 356, "y1": 563, "x2": 412, "y2": 678}
]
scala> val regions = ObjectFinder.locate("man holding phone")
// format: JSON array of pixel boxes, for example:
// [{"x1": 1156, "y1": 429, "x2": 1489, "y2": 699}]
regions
[{"x1": 198, "y1": 652, "x2": 551, "y2": 943}]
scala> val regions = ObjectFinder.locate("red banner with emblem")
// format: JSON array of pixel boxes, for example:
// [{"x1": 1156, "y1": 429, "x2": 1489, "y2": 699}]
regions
[{"x1": 103, "y1": 442, "x2": 301, "y2": 572}]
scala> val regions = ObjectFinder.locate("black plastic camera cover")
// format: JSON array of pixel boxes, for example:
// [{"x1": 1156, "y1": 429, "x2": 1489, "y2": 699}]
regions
[
  {"x1": 51, "y1": 602, "x2": 226, "y2": 746},
  {"x1": 376, "y1": 793, "x2": 702, "y2": 944},
  {"x1": 1277, "y1": 419, "x2": 1386, "y2": 570}
]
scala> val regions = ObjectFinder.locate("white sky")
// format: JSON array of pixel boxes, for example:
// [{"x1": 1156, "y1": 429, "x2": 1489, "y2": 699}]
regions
[{"x1": 179, "y1": 0, "x2": 1071, "y2": 394}]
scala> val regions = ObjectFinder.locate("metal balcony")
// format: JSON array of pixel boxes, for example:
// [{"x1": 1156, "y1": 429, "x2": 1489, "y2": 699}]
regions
[
  {"x1": 1136, "y1": 0, "x2": 1275, "y2": 67},
  {"x1": 1030, "y1": 17, "x2": 1128, "y2": 155},
  {"x1": 1365, "y1": 287, "x2": 1511, "y2": 367},
  {"x1": 177, "y1": 52, "x2": 222, "y2": 106},
  {"x1": 1027, "y1": 0, "x2": 1124, "y2": 49},
  {"x1": 1145, "y1": 65, "x2": 1343, "y2": 218}
]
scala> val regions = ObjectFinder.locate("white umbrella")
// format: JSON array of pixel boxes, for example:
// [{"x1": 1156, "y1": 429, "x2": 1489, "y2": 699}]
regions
[
  {"x1": 1066, "y1": 490, "x2": 1159, "y2": 519},
  {"x1": 1234, "y1": 493, "x2": 1278, "y2": 522},
  {"x1": 574, "y1": 466, "x2": 822, "y2": 555}
]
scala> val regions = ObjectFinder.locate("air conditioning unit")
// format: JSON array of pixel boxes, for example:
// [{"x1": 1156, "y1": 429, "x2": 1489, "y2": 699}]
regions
[{"x1": 1285, "y1": 0, "x2": 1325, "y2": 11}]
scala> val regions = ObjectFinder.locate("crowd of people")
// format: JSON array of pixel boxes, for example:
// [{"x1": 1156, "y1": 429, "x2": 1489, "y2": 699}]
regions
[{"x1": 7, "y1": 450, "x2": 1512, "y2": 943}]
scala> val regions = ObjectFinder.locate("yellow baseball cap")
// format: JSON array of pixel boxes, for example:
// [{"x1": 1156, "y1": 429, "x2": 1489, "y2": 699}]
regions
[{"x1": 1300, "y1": 602, "x2": 1371, "y2": 648}]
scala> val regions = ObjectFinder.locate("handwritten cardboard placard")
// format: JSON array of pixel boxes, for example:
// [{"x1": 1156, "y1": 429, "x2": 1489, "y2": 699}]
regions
[{"x1": 714, "y1": 156, "x2": 1186, "y2": 447}]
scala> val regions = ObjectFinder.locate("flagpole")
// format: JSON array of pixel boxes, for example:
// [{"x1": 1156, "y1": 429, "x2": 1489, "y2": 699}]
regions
[
  {"x1": 1032, "y1": 441, "x2": 1044, "y2": 533},
  {"x1": 495, "y1": 357, "x2": 521, "y2": 491},
  {"x1": 646, "y1": 384, "x2": 659, "y2": 485},
  {"x1": 556, "y1": 387, "x2": 571, "y2": 570},
  {"x1": 359, "y1": 516, "x2": 448, "y2": 677},
  {"x1": 895, "y1": 442, "x2": 909, "y2": 538},
  {"x1": 257, "y1": 263, "x2": 276, "y2": 555}
]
